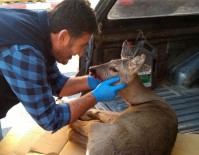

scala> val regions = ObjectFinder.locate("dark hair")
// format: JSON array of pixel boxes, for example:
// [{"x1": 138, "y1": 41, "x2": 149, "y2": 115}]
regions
[{"x1": 48, "y1": 0, "x2": 98, "y2": 38}]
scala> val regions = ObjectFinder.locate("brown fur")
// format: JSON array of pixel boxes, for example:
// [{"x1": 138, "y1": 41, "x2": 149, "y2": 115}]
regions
[{"x1": 67, "y1": 52, "x2": 178, "y2": 155}]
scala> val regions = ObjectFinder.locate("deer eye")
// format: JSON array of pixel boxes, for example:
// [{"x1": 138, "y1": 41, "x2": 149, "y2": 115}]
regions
[{"x1": 110, "y1": 66, "x2": 118, "y2": 72}]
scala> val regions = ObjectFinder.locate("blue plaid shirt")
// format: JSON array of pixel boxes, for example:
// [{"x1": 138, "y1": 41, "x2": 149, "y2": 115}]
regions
[{"x1": 0, "y1": 44, "x2": 70, "y2": 132}]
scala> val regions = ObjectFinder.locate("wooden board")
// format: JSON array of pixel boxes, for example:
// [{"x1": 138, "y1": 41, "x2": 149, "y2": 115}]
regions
[{"x1": 1, "y1": 123, "x2": 199, "y2": 155}]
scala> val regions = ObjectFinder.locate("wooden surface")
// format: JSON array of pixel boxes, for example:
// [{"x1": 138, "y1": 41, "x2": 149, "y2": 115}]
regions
[
  {"x1": 0, "y1": 122, "x2": 35, "y2": 155},
  {"x1": 171, "y1": 133, "x2": 199, "y2": 155},
  {"x1": 1, "y1": 123, "x2": 199, "y2": 155}
]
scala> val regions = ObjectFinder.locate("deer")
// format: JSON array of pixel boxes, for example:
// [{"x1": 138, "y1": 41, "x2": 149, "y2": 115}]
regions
[{"x1": 66, "y1": 40, "x2": 178, "y2": 155}]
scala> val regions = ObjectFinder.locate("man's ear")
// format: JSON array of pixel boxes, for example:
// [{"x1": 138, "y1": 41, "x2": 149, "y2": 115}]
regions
[{"x1": 57, "y1": 29, "x2": 70, "y2": 47}]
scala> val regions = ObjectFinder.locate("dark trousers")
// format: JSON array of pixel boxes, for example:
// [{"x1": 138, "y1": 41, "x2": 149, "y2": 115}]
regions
[
  {"x1": 0, "y1": 120, "x2": 2, "y2": 140},
  {"x1": 0, "y1": 75, "x2": 19, "y2": 119}
]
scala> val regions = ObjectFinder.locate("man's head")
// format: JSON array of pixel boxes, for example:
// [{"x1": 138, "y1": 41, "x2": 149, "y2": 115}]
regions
[{"x1": 48, "y1": 0, "x2": 98, "y2": 64}]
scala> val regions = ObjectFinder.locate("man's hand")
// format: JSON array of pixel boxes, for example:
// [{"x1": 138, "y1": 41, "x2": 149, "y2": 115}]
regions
[
  {"x1": 91, "y1": 77, "x2": 126, "y2": 102},
  {"x1": 88, "y1": 76, "x2": 101, "y2": 90}
]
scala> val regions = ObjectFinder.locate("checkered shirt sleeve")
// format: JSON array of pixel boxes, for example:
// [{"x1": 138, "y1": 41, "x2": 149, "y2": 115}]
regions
[{"x1": 0, "y1": 45, "x2": 70, "y2": 132}]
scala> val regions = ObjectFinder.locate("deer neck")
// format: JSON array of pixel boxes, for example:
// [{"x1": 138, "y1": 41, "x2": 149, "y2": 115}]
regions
[{"x1": 119, "y1": 74, "x2": 162, "y2": 106}]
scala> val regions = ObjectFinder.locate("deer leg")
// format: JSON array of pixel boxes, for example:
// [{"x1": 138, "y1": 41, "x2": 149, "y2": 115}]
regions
[
  {"x1": 67, "y1": 126, "x2": 88, "y2": 148},
  {"x1": 68, "y1": 109, "x2": 120, "y2": 148},
  {"x1": 68, "y1": 119, "x2": 101, "y2": 148},
  {"x1": 83, "y1": 109, "x2": 121, "y2": 123}
]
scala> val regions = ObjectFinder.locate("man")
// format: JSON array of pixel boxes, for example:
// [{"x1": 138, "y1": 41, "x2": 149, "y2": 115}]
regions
[{"x1": 0, "y1": 0, "x2": 126, "y2": 132}]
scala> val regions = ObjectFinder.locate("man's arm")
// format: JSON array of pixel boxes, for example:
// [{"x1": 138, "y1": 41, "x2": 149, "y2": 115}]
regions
[
  {"x1": 67, "y1": 92, "x2": 96, "y2": 123},
  {"x1": 59, "y1": 76, "x2": 90, "y2": 96},
  {"x1": 59, "y1": 75, "x2": 102, "y2": 97},
  {"x1": 0, "y1": 45, "x2": 71, "y2": 132},
  {"x1": 0, "y1": 45, "x2": 125, "y2": 132}
]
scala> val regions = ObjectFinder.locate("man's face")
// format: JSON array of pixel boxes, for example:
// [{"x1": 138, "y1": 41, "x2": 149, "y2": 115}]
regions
[{"x1": 53, "y1": 33, "x2": 91, "y2": 65}]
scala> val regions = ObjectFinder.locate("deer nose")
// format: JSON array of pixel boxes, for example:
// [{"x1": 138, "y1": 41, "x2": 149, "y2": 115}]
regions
[{"x1": 89, "y1": 67, "x2": 96, "y2": 74}]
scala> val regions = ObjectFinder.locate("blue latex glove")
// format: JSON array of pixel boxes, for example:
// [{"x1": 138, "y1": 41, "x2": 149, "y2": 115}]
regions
[
  {"x1": 88, "y1": 76, "x2": 102, "y2": 90},
  {"x1": 91, "y1": 76, "x2": 126, "y2": 102}
]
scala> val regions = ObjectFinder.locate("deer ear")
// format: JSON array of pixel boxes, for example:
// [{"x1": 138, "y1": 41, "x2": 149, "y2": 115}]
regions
[
  {"x1": 121, "y1": 40, "x2": 132, "y2": 59},
  {"x1": 129, "y1": 54, "x2": 146, "y2": 73}
]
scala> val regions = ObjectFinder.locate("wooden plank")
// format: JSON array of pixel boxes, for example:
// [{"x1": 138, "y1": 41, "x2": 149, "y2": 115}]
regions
[{"x1": 1, "y1": 123, "x2": 199, "y2": 155}]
